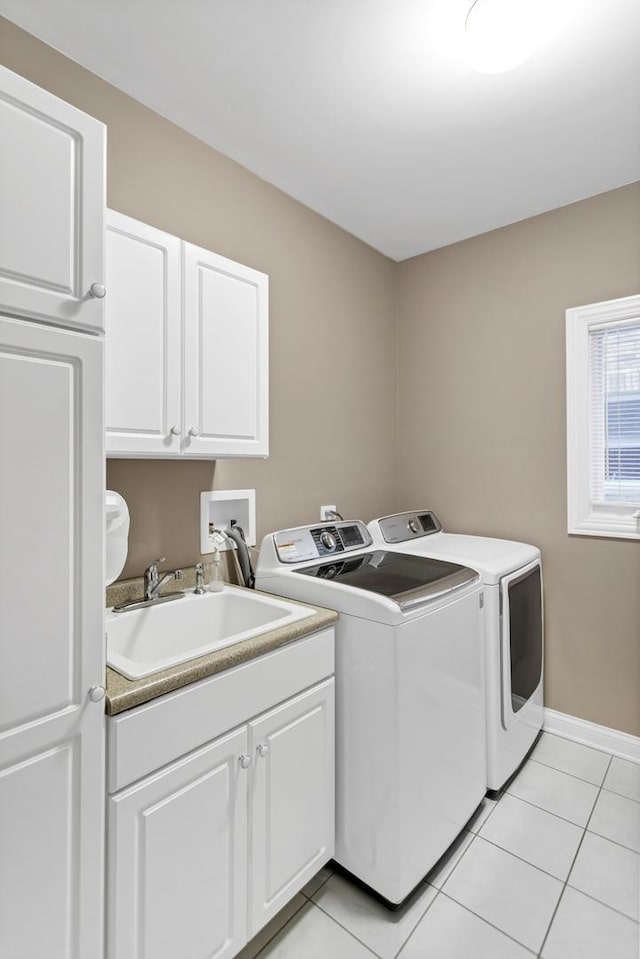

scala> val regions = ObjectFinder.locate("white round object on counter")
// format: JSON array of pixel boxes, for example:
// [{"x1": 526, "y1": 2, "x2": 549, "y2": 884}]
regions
[{"x1": 106, "y1": 490, "x2": 130, "y2": 586}]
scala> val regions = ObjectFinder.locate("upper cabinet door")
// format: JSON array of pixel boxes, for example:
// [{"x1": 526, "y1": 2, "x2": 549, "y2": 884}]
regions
[
  {"x1": 105, "y1": 211, "x2": 182, "y2": 455},
  {"x1": 0, "y1": 65, "x2": 105, "y2": 333},
  {"x1": 183, "y1": 242, "x2": 269, "y2": 458}
]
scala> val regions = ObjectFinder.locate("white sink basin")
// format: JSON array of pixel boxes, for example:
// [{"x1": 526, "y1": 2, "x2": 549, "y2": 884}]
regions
[{"x1": 106, "y1": 587, "x2": 315, "y2": 680}]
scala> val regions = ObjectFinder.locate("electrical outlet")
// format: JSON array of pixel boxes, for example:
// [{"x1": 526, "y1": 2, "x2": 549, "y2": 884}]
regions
[{"x1": 320, "y1": 504, "x2": 337, "y2": 521}]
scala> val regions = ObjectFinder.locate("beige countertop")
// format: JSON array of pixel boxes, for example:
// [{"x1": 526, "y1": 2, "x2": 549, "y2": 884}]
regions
[{"x1": 105, "y1": 591, "x2": 338, "y2": 716}]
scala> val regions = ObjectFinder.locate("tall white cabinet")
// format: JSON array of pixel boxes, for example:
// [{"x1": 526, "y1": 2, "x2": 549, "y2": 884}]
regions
[
  {"x1": 0, "y1": 69, "x2": 106, "y2": 959},
  {"x1": 105, "y1": 210, "x2": 269, "y2": 458}
]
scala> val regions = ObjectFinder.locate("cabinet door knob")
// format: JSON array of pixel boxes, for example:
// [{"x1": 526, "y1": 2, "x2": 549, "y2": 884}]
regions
[
  {"x1": 89, "y1": 685, "x2": 105, "y2": 703},
  {"x1": 170, "y1": 425, "x2": 182, "y2": 436},
  {"x1": 257, "y1": 743, "x2": 269, "y2": 758},
  {"x1": 188, "y1": 426, "x2": 200, "y2": 437},
  {"x1": 239, "y1": 754, "x2": 252, "y2": 769},
  {"x1": 89, "y1": 282, "x2": 106, "y2": 299}
]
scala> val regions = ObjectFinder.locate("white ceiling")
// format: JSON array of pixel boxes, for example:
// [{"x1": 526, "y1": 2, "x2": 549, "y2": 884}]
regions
[{"x1": 2, "y1": 0, "x2": 640, "y2": 259}]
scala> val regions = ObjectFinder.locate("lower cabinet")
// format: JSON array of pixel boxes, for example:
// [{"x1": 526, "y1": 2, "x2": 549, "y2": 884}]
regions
[
  {"x1": 249, "y1": 681, "x2": 335, "y2": 934},
  {"x1": 107, "y1": 678, "x2": 334, "y2": 959},
  {"x1": 108, "y1": 727, "x2": 247, "y2": 959}
]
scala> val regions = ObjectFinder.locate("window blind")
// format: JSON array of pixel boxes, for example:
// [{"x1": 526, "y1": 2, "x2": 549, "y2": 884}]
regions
[{"x1": 589, "y1": 319, "x2": 640, "y2": 506}]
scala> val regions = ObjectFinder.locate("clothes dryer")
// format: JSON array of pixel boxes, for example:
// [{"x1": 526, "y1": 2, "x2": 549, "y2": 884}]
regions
[
  {"x1": 368, "y1": 512, "x2": 543, "y2": 792},
  {"x1": 255, "y1": 520, "x2": 486, "y2": 905}
]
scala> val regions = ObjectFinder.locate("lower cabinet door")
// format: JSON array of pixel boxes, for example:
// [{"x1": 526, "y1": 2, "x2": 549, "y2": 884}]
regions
[
  {"x1": 0, "y1": 317, "x2": 105, "y2": 959},
  {"x1": 248, "y1": 679, "x2": 335, "y2": 936},
  {"x1": 107, "y1": 727, "x2": 249, "y2": 959}
]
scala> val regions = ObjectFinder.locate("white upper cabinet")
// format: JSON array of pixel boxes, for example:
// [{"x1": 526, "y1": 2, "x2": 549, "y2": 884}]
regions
[
  {"x1": 105, "y1": 211, "x2": 182, "y2": 455},
  {"x1": 183, "y1": 242, "x2": 269, "y2": 458},
  {"x1": 105, "y1": 211, "x2": 269, "y2": 459},
  {"x1": 0, "y1": 65, "x2": 106, "y2": 333}
]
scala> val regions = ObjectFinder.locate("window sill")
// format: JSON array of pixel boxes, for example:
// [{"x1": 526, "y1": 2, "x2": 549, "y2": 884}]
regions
[{"x1": 568, "y1": 513, "x2": 640, "y2": 540}]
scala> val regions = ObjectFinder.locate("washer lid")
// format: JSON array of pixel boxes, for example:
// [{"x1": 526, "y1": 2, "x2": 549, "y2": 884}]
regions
[{"x1": 294, "y1": 549, "x2": 478, "y2": 611}]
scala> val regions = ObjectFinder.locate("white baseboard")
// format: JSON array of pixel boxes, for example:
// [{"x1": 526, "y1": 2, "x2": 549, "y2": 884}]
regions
[{"x1": 544, "y1": 708, "x2": 640, "y2": 764}]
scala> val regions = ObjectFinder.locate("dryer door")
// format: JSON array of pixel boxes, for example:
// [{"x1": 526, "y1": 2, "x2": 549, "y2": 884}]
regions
[{"x1": 500, "y1": 560, "x2": 543, "y2": 730}]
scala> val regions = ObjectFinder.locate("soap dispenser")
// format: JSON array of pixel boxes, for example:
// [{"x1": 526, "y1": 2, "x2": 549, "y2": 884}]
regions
[{"x1": 208, "y1": 548, "x2": 224, "y2": 592}]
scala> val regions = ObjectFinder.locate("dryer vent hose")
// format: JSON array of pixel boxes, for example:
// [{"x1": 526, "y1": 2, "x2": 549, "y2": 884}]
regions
[{"x1": 226, "y1": 523, "x2": 255, "y2": 589}]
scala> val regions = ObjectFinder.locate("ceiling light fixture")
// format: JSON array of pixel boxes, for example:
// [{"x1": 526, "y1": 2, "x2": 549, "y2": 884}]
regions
[{"x1": 465, "y1": 0, "x2": 577, "y2": 74}]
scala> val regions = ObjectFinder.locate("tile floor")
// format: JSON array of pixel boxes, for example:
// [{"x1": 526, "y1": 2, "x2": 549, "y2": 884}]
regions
[{"x1": 237, "y1": 732, "x2": 640, "y2": 959}]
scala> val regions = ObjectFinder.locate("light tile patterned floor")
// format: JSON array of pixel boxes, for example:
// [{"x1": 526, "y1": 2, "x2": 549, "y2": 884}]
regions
[{"x1": 239, "y1": 733, "x2": 640, "y2": 959}]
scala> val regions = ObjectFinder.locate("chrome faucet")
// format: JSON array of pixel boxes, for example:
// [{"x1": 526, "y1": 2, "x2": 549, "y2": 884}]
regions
[
  {"x1": 144, "y1": 558, "x2": 184, "y2": 601},
  {"x1": 112, "y1": 557, "x2": 185, "y2": 613}
]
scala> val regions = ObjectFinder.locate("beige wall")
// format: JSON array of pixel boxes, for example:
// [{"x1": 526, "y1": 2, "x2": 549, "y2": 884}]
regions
[
  {"x1": 396, "y1": 183, "x2": 640, "y2": 736},
  {"x1": 2, "y1": 18, "x2": 639, "y2": 735},
  {"x1": 0, "y1": 18, "x2": 397, "y2": 577}
]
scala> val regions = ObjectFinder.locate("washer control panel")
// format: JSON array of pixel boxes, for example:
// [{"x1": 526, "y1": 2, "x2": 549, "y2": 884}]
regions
[
  {"x1": 377, "y1": 511, "x2": 442, "y2": 544},
  {"x1": 274, "y1": 520, "x2": 373, "y2": 563}
]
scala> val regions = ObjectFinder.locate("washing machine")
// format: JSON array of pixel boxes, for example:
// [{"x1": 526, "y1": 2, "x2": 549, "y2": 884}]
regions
[
  {"x1": 368, "y1": 511, "x2": 544, "y2": 793},
  {"x1": 255, "y1": 520, "x2": 486, "y2": 905}
]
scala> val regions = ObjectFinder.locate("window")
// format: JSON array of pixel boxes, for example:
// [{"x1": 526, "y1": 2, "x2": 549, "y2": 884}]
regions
[{"x1": 566, "y1": 294, "x2": 640, "y2": 539}]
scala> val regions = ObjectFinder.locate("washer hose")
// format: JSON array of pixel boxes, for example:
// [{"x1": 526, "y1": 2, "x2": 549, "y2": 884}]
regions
[{"x1": 225, "y1": 524, "x2": 255, "y2": 589}]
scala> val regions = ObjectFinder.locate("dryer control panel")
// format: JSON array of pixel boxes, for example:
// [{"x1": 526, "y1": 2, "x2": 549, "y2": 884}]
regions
[
  {"x1": 273, "y1": 520, "x2": 373, "y2": 564},
  {"x1": 377, "y1": 511, "x2": 443, "y2": 544}
]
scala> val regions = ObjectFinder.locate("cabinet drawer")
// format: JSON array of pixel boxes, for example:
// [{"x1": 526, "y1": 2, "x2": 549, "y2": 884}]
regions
[{"x1": 108, "y1": 627, "x2": 334, "y2": 792}]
